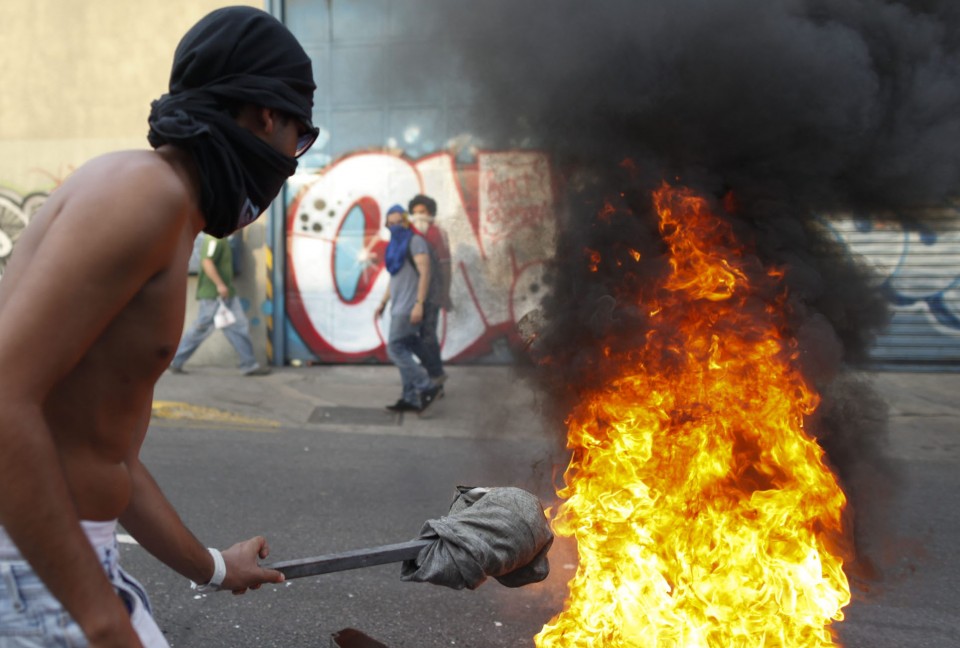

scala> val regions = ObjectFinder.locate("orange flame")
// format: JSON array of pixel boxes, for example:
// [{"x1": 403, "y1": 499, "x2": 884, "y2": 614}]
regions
[{"x1": 536, "y1": 183, "x2": 850, "y2": 647}]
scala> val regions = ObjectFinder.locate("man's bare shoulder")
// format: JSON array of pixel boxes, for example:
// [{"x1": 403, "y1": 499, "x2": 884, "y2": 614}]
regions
[
  {"x1": 8, "y1": 148, "x2": 204, "y2": 283},
  {"x1": 63, "y1": 149, "x2": 199, "y2": 224}
]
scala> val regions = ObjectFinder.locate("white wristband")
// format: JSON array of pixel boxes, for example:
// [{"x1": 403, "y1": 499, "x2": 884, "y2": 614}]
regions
[{"x1": 192, "y1": 547, "x2": 226, "y2": 593}]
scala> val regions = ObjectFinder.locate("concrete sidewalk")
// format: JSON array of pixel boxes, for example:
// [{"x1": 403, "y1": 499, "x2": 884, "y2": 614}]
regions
[{"x1": 152, "y1": 364, "x2": 555, "y2": 441}]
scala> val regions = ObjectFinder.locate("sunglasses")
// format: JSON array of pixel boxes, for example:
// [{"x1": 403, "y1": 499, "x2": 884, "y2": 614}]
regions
[
  {"x1": 280, "y1": 112, "x2": 320, "y2": 158},
  {"x1": 295, "y1": 121, "x2": 320, "y2": 158}
]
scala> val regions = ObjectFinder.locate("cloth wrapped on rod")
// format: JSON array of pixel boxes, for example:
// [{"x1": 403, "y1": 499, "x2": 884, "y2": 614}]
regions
[{"x1": 400, "y1": 486, "x2": 554, "y2": 590}]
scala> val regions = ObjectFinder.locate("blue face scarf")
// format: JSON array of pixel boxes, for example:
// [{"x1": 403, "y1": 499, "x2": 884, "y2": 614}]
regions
[{"x1": 385, "y1": 225, "x2": 415, "y2": 275}]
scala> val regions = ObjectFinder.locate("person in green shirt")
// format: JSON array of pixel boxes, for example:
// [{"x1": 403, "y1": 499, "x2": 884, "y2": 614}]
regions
[{"x1": 169, "y1": 234, "x2": 270, "y2": 376}]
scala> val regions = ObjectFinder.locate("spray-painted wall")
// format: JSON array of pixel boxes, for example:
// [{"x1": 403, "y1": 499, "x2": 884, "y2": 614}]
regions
[
  {"x1": 829, "y1": 214, "x2": 960, "y2": 368},
  {"x1": 282, "y1": 150, "x2": 555, "y2": 363},
  {"x1": 0, "y1": 190, "x2": 47, "y2": 279}
]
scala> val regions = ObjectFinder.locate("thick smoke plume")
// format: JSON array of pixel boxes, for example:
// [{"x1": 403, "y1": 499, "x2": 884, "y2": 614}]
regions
[
  {"x1": 438, "y1": 0, "x2": 960, "y2": 581},
  {"x1": 448, "y1": 0, "x2": 960, "y2": 211}
]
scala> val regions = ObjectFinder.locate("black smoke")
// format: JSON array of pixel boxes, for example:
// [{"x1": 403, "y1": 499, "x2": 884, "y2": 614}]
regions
[
  {"x1": 437, "y1": 0, "x2": 960, "y2": 582},
  {"x1": 446, "y1": 0, "x2": 960, "y2": 211}
]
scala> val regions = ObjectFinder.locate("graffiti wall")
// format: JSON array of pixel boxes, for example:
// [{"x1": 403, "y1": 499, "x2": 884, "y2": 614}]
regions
[
  {"x1": 829, "y1": 215, "x2": 960, "y2": 365},
  {"x1": 284, "y1": 150, "x2": 556, "y2": 363},
  {"x1": 0, "y1": 189, "x2": 49, "y2": 280}
]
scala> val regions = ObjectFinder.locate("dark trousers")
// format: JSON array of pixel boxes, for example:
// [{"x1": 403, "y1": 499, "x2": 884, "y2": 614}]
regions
[{"x1": 418, "y1": 302, "x2": 445, "y2": 379}]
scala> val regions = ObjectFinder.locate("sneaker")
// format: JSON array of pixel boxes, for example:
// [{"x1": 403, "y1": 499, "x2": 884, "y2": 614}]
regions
[
  {"x1": 386, "y1": 399, "x2": 420, "y2": 412},
  {"x1": 430, "y1": 373, "x2": 448, "y2": 387},
  {"x1": 243, "y1": 366, "x2": 272, "y2": 376},
  {"x1": 168, "y1": 365, "x2": 187, "y2": 375},
  {"x1": 418, "y1": 385, "x2": 444, "y2": 413}
]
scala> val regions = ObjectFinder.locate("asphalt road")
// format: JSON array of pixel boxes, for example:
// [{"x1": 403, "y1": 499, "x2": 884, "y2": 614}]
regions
[
  {"x1": 128, "y1": 422, "x2": 569, "y2": 648},
  {"x1": 124, "y1": 369, "x2": 960, "y2": 647},
  {"x1": 834, "y1": 455, "x2": 960, "y2": 648}
]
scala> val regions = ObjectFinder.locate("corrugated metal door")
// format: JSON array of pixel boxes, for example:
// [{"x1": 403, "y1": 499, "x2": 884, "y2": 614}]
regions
[{"x1": 828, "y1": 212, "x2": 960, "y2": 369}]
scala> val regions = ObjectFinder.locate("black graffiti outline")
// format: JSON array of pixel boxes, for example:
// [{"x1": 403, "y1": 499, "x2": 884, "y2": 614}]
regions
[{"x1": 0, "y1": 188, "x2": 49, "y2": 279}]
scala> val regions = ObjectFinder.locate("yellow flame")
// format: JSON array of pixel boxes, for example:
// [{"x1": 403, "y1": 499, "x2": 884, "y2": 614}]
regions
[{"x1": 536, "y1": 184, "x2": 850, "y2": 647}]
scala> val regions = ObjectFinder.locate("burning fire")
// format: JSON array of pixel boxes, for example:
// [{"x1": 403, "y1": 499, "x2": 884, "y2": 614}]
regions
[{"x1": 536, "y1": 184, "x2": 851, "y2": 647}]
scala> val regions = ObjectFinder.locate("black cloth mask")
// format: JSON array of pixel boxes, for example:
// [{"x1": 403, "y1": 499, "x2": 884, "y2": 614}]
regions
[{"x1": 147, "y1": 6, "x2": 316, "y2": 238}]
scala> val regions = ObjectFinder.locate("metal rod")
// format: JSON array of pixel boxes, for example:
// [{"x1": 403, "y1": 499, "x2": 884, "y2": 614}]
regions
[{"x1": 267, "y1": 539, "x2": 432, "y2": 580}]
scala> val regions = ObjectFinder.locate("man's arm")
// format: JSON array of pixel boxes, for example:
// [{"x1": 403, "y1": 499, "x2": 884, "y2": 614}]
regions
[
  {"x1": 200, "y1": 237, "x2": 230, "y2": 299},
  {"x1": 118, "y1": 402, "x2": 284, "y2": 594},
  {"x1": 376, "y1": 287, "x2": 391, "y2": 318},
  {"x1": 410, "y1": 251, "x2": 431, "y2": 325},
  {"x1": 201, "y1": 257, "x2": 230, "y2": 299}
]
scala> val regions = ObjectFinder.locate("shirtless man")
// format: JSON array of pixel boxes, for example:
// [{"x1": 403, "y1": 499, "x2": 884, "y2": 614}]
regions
[{"x1": 0, "y1": 7, "x2": 318, "y2": 647}]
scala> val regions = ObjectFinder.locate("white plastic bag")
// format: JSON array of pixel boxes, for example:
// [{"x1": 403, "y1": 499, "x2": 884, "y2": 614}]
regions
[{"x1": 213, "y1": 298, "x2": 237, "y2": 329}]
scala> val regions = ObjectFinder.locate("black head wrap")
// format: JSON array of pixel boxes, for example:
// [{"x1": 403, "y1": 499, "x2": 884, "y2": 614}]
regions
[{"x1": 147, "y1": 6, "x2": 316, "y2": 237}]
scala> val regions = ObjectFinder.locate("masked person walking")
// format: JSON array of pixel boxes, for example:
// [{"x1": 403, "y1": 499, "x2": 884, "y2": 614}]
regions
[
  {"x1": 408, "y1": 194, "x2": 451, "y2": 387},
  {"x1": 376, "y1": 205, "x2": 443, "y2": 413},
  {"x1": 0, "y1": 7, "x2": 318, "y2": 646}
]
